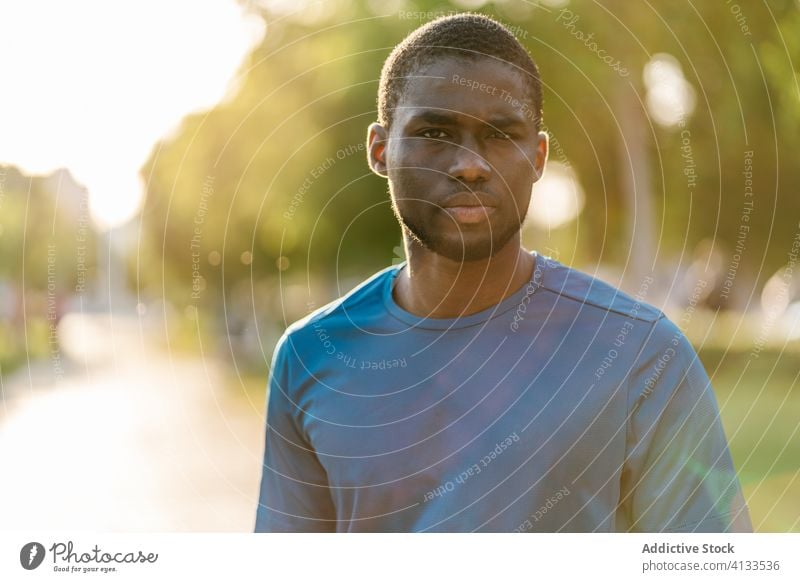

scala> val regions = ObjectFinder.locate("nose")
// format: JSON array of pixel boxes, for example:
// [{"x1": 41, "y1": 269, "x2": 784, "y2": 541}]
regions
[{"x1": 447, "y1": 142, "x2": 491, "y2": 184}]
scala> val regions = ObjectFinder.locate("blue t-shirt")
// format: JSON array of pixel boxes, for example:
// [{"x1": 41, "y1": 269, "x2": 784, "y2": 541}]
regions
[{"x1": 254, "y1": 253, "x2": 749, "y2": 532}]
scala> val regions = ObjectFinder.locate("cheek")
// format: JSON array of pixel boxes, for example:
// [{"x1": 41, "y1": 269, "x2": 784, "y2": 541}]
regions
[
  {"x1": 388, "y1": 166, "x2": 436, "y2": 200},
  {"x1": 497, "y1": 186, "x2": 533, "y2": 221},
  {"x1": 387, "y1": 171, "x2": 416, "y2": 203}
]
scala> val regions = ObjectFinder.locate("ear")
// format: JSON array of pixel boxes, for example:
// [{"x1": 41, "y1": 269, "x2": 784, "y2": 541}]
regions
[
  {"x1": 532, "y1": 131, "x2": 549, "y2": 182},
  {"x1": 367, "y1": 122, "x2": 389, "y2": 177}
]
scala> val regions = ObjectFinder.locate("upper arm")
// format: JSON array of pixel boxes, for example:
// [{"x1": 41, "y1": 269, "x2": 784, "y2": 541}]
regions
[
  {"x1": 620, "y1": 318, "x2": 751, "y2": 532},
  {"x1": 254, "y1": 334, "x2": 337, "y2": 532}
]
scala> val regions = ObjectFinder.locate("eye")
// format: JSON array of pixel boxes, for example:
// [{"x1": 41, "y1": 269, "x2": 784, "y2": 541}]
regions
[
  {"x1": 418, "y1": 128, "x2": 449, "y2": 139},
  {"x1": 490, "y1": 130, "x2": 513, "y2": 140}
]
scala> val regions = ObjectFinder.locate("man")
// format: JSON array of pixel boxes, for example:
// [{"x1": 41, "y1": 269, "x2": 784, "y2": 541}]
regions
[{"x1": 254, "y1": 13, "x2": 751, "y2": 532}]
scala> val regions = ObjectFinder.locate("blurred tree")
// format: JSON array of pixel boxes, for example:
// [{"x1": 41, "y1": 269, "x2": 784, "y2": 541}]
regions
[
  {"x1": 0, "y1": 165, "x2": 96, "y2": 372},
  {"x1": 0, "y1": 166, "x2": 94, "y2": 293},
  {"x1": 139, "y1": 0, "x2": 800, "y2": 326}
]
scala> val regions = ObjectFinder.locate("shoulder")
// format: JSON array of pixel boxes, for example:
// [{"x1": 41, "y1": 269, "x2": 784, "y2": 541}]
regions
[
  {"x1": 538, "y1": 256, "x2": 664, "y2": 324},
  {"x1": 280, "y1": 264, "x2": 397, "y2": 343},
  {"x1": 536, "y1": 257, "x2": 701, "y2": 379}
]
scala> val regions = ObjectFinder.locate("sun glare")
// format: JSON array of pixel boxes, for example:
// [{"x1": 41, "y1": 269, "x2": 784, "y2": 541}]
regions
[
  {"x1": 0, "y1": 0, "x2": 265, "y2": 229},
  {"x1": 528, "y1": 161, "x2": 586, "y2": 231},
  {"x1": 643, "y1": 53, "x2": 696, "y2": 128}
]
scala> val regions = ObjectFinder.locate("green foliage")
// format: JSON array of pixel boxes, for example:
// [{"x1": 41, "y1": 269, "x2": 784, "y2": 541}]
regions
[
  {"x1": 140, "y1": 0, "x2": 800, "y2": 313},
  {"x1": 0, "y1": 166, "x2": 95, "y2": 374}
]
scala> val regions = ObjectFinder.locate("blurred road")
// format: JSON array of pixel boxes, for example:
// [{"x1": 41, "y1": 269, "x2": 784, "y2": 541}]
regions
[{"x1": 0, "y1": 313, "x2": 266, "y2": 532}]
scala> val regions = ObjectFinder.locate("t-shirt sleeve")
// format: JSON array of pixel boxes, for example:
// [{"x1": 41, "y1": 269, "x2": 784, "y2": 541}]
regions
[
  {"x1": 619, "y1": 316, "x2": 752, "y2": 532},
  {"x1": 254, "y1": 333, "x2": 337, "y2": 532}
]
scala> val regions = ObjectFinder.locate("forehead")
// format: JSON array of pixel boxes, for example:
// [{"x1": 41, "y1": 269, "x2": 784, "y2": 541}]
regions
[{"x1": 393, "y1": 55, "x2": 534, "y2": 127}]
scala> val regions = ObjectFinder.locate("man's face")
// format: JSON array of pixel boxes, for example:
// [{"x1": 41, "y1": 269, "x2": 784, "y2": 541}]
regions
[{"x1": 369, "y1": 55, "x2": 547, "y2": 262}]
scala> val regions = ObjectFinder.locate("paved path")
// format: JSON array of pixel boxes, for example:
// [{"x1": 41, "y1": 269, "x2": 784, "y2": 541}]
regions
[{"x1": 0, "y1": 314, "x2": 266, "y2": 532}]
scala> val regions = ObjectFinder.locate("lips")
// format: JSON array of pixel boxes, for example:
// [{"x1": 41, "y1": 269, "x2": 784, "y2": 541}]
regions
[
  {"x1": 440, "y1": 192, "x2": 497, "y2": 225},
  {"x1": 441, "y1": 191, "x2": 498, "y2": 209}
]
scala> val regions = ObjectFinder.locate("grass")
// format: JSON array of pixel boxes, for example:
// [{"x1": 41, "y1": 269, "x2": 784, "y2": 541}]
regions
[{"x1": 701, "y1": 348, "x2": 800, "y2": 532}]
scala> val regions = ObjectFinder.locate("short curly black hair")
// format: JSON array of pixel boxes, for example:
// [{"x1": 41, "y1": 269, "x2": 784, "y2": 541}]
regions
[{"x1": 378, "y1": 13, "x2": 543, "y2": 130}]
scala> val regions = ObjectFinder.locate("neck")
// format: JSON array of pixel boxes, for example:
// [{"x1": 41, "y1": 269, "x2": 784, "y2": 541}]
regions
[{"x1": 393, "y1": 234, "x2": 535, "y2": 319}]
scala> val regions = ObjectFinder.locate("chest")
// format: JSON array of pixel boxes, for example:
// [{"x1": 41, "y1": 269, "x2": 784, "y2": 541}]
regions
[{"x1": 298, "y1": 346, "x2": 630, "y2": 501}]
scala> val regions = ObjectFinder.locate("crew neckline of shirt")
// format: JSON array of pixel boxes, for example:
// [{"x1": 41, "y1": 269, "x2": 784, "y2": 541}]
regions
[{"x1": 382, "y1": 250, "x2": 549, "y2": 330}]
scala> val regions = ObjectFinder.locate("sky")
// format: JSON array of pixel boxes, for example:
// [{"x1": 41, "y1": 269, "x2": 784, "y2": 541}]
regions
[{"x1": 0, "y1": 0, "x2": 265, "y2": 229}]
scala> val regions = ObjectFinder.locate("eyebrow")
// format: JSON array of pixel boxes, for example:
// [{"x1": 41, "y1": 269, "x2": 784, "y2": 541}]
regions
[
  {"x1": 406, "y1": 110, "x2": 458, "y2": 125},
  {"x1": 486, "y1": 115, "x2": 526, "y2": 129},
  {"x1": 406, "y1": 110, "x2": 527, "y2": 129}
]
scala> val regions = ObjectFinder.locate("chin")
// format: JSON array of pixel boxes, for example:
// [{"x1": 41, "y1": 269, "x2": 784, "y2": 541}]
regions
[
  {"x1": 433, "y1": 242, "x2": 497, "y2": 262},
  {"x1": 399, "y1": 211, "x2": 521, "y2": 262},
  {"x1": 426, "y1": 231, "x2": 521, "y2": 262}
]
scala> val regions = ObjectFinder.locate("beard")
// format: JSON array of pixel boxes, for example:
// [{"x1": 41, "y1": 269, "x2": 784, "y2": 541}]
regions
[{"x1": 391, "y1": 196, "x2": 524, "y2": 262}]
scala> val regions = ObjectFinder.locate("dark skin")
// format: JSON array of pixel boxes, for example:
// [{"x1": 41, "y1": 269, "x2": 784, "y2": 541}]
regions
[
  {"x1": 366, "y1": 55, "x2": 754, "y2": 533},
  {"x1": 368, "y1": 55, "x2": 548, "y2": 318}
]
